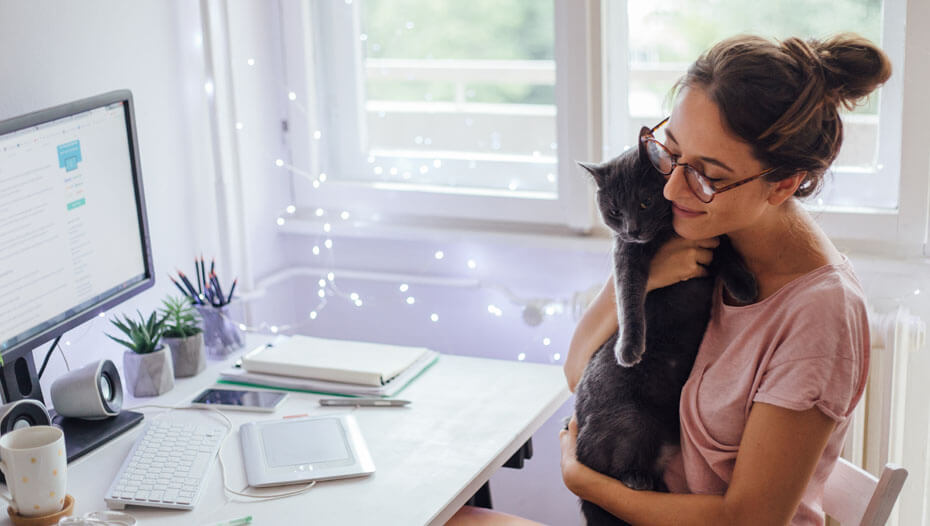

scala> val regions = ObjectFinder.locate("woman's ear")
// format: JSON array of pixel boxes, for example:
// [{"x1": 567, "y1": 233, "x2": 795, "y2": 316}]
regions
[{"x1": 767, "y1": 171, "x2": 806, "y2": 206}]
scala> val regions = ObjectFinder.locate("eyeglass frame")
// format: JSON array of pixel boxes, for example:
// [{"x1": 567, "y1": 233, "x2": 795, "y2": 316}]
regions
[{"x1": 640, "y1": 117, "x2": 779, "y2": 203}]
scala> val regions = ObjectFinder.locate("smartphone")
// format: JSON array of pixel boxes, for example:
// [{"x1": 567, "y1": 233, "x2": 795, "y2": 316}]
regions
[{"x1": 190, "y1": 388, "x2": 287, "y2": 412}]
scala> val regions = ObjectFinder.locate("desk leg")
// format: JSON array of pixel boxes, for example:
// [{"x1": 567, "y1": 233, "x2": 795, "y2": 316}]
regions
[
  {"x1": 466, "y1": 481, "x2": 494, "y2": 509},
  {"x1": 466, "y1": 438, "x2": 534, "y2": 509}
]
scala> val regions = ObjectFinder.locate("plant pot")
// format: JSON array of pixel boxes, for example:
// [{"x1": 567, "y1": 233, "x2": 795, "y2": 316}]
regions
[
  {"x1": 122, "y1": 346, "x2": 175, "y2": 397},
  {"x1": 163, "y1": 331, "x2": 206, "y2": 378},
  {"x1": 195, "y1": 304, "x2": 244, "y2": 358}
]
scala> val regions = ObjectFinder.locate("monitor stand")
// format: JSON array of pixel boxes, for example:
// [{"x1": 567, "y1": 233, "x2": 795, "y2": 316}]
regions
[{"x1": 51, "y1": 409, "x2": 145, "y2": 462}]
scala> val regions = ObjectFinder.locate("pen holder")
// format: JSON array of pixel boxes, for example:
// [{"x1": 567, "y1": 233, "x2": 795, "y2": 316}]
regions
[{"x1": 196, "y1": 304, "x2": 244, "y2": 358}]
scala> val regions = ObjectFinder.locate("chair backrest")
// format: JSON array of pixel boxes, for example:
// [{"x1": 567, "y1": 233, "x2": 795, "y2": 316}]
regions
[{"x1": 823, "y1": 457, "x2": 908, "y2": 526}]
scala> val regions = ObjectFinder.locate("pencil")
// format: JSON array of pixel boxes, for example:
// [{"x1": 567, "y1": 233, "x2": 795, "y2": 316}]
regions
[
  {"x1": 211, "y1": 272, "x2": 225, "y2": 303},
  {"x1": 195, "y1": 257, "x2": 202, "y2": 296},
  {"x1": 200, "y1": 255, "x2": 207, "y2": 296},
  {"x1": 226, "y1": 279, "x2": 237, "y2": 305},
  {"x1": 169, "y1": 276, "x2": 191, "y2": 300},
  {"x1": 177, "y1": 271, "x2": 201, "y2": 303}
]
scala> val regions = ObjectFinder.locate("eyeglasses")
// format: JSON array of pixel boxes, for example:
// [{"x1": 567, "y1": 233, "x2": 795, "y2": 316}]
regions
[{"x1": 640, "y1": 117, "x2": 777, "y2": 203}]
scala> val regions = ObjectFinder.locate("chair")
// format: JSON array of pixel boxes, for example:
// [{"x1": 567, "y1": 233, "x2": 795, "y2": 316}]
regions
[{"x1": 822, "y1": 457, "x2": 908, "y2": 526}]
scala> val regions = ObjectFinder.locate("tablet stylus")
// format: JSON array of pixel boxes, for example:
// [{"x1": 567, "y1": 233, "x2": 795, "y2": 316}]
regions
[{"x1": 319, "y1": 398, "x2": 410, "y2": 407}]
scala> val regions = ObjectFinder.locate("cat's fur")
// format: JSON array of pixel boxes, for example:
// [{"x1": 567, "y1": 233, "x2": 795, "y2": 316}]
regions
[{"x1": 573, "y1": 129, "x2": 757, "y2": 526}]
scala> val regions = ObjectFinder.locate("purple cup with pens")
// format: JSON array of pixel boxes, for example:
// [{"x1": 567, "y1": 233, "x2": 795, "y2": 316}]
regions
[{"x1": 170, "y1": 255, "x2": 243, "y2": 358}]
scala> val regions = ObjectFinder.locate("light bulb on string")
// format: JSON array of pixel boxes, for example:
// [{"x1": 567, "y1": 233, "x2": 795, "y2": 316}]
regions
[
  {"x1": 406, "y1": 297, "x2": 415, "y2": 305},
  {"x1": 399, "y1": 283, "x2": 409, "y2": 292},
  {"x1": 327, "y1": 272, "x2": 335, "y2": 281},
  {"x1": 324, "y1": 239, "x2": 333, "y2": 249},
  {"x1": 312, "y1": 246, "x2": 320, "y2": 255},
  {"x1": 315, "y1": 208, "x2": 324, "y2": 217},
  {"x1": 430, "y1": 313, "x2": 439, "y2": 322},
  {"x1": 467, "y1": 259, "x2": 477, "y2": 270},
  {"x1": 286, "y1": 205, "x2": 296, "y2": 214}
]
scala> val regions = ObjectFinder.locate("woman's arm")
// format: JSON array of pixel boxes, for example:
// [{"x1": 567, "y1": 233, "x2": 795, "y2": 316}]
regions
[
  {"x1": 560, "y1": 401, "x2": 836, "y2": 526},
  {"x1": 563, "y1": 236, "x2": 720, "y2": 392},
  {"x1": 564, "y1": 273, "x2": 618, "y2": 392}
]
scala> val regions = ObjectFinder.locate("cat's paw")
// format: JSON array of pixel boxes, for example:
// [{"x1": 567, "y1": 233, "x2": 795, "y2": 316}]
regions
[
  {"x1": 614, "y1": 338, "x2": 643, "y2": 367},
  {"x1": 619, "y1": 471, "x2": 655, "y2": 491}
]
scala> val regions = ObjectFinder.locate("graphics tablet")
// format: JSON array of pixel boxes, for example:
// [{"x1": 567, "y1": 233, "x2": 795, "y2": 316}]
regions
[{"x1": 240, "y1": 414, "x2": 375, "y2": 487}]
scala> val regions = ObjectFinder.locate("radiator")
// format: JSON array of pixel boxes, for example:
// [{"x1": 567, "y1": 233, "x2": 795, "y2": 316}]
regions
[{"x1": 841, "y1": 306, "x2": 926, "y2": 526}]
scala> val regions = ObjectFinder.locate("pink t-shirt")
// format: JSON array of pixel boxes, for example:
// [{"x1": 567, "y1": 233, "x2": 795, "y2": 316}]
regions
[{"x1": 663, "y1": 256, "x2": 870, "y2": 525}]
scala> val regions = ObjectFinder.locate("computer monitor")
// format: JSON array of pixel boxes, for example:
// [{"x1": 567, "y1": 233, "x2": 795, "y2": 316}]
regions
[{"x1": 0, "y1": 90, "x2": 154, "y2": 457}]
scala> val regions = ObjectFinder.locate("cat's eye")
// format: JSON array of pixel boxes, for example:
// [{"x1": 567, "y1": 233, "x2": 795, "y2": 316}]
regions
[{"x1": 640, "y1": 198, "x2": 652, "y2": 209}]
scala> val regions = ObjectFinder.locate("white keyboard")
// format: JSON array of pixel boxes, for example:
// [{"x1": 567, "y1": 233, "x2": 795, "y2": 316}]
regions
[{"x1": 105, "y1": 419, "x2": 226, "y2": 510}]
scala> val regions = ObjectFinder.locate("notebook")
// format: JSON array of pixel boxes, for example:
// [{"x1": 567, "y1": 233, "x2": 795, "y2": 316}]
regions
[
  {"x1": 240, "y1": 335, "x2": 433, "y2": 387},
  {"x1": 218, "y1": 348, "x2": 438, "y2": 397}
]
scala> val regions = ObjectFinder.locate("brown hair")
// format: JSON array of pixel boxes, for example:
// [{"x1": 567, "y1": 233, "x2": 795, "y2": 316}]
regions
[{"x1": 675, "y1": 33, "x2": 892, "y2": 198}]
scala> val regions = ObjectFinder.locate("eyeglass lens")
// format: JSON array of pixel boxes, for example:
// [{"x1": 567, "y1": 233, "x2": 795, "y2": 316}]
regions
[{"x1": 644, "y1": 138, "x2": 715, "y2": 203}]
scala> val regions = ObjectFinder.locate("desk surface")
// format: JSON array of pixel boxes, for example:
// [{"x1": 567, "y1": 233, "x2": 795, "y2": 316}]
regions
[{"x1": 9, "y1": 335, "x2": 569, "y2": 525}]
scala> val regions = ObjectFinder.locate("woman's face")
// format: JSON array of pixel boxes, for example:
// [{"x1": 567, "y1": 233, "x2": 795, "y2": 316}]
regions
[{"x1": 662, "y1": 86, "x2": 775, "y2": 240}]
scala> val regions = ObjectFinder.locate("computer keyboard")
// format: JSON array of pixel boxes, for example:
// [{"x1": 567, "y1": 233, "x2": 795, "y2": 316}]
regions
[{"x1": 105, "y1": 418, "x2": 226, "y2": 510}]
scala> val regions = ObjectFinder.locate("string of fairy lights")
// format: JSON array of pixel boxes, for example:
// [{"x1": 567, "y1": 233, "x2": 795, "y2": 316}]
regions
[{"x1": 187, "y1": 36, "x2": 609, "y2": 364}]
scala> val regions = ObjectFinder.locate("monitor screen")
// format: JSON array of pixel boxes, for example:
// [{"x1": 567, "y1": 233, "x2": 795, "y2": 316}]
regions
[{"x1": 0, "y1": 91, "x2": 153, "y2": 366}]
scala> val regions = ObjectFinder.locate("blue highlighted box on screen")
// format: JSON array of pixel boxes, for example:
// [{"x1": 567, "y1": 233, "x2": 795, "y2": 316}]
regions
[
  {"x1": 57, "y1": 140, "x2": 82, "y2": 171},
  {"x1": 67, "y1": 198, "x2": 86, "y2": 210}
]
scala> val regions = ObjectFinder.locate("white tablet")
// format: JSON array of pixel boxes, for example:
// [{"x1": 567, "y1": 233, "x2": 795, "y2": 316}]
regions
[{"x1": 240, "y1": 414, "x2": 375, "y2": 487}]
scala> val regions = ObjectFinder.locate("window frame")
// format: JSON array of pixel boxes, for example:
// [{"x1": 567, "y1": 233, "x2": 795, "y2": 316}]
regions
[{"x1": 280, "y1": 0, "x2": 602, "y2": 233}]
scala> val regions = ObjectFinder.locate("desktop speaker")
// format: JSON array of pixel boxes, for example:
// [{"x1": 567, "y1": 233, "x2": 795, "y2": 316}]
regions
[
  {"x1": 50, "y1": 359, "x2": 123, "y2": 420},
  {"x1": 0, "y1": 399, "x2": 52, "y2": 435}
]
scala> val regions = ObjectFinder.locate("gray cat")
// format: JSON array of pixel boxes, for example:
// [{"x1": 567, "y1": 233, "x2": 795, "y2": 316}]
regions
[{"x1": 573, "y1": 128, "x2": 757, "y2": 526}]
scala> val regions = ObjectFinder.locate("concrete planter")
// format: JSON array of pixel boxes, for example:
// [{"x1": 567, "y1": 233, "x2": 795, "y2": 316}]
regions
[
  {"x1": 163, "y1": 331, "x2": 206, "y2": 378},
  {"x1": 123, "y1": 345, "x2": 174, "y2": 397}
]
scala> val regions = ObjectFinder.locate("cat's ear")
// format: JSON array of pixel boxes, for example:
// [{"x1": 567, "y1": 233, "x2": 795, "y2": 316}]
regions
[
  {"x1": 577, "y1": 161, "x2": 607, "y2": 187},
  {"x1": 637, "y1": 127, "x2": 651, "y2": 158}
]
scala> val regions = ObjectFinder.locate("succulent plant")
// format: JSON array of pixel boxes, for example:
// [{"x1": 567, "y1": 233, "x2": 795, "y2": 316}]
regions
[
  {"x1": 107, "y1": 310, "x2": 167, "y2": 354},
  {"x1": 160, "y1": 295, "x2": 202, "y2": 338}
]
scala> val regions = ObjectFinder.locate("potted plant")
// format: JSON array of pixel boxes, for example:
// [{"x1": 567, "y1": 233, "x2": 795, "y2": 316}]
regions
[
  {"x1": 108, "y1": 310, "x2": 174, "y2": 397},
  {"x1": 160, "y1": 295, "x2": 206, "y2": 377}
]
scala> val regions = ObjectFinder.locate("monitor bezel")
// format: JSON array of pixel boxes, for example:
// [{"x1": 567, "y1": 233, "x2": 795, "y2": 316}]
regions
[{"x1": 0, "y1": 90, "x2": 155, "y2": 395}]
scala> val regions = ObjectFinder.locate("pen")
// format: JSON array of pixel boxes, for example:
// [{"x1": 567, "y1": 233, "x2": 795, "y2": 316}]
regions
[{"x1": 319, "y1": 398, "x2": 411, "y2": 407}]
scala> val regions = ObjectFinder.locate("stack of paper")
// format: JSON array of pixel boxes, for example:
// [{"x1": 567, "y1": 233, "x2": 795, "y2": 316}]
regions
[{"x1": 218, "y1": 335, "x2": 439, "y2": 397}]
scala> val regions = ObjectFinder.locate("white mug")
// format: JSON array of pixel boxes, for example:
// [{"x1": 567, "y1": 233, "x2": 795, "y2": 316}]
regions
[{"x1": 0, "y1": 425, "x2": 67, "y2": 516}]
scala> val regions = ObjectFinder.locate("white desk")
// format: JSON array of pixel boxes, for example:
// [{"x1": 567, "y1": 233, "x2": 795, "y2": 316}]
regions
[{"x1": 12, "y1": 335, "x2": 569, "y2": 525}]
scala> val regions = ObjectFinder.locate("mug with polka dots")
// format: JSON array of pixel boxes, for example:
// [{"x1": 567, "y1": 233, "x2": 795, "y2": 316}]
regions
[{"x1": 0, "y1": 425, "x2": 67, "y2": 517}]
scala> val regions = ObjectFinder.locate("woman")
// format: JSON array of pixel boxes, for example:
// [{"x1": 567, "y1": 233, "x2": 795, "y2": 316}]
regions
[
  {"x1": 451, "y1": 33, "x2": 890, "y2": 525},
  {"x1": 559, "y1": 33, "x2": 890, "y2": 525}
]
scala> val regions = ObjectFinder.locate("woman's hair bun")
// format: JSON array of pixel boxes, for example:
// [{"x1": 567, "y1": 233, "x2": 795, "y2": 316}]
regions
[{"x1": 782, "y1": 33, "x2": 892, "y2": 110}]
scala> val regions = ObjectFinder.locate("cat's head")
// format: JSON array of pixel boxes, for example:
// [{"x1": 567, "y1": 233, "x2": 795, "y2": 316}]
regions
[{"x1": 579, "y1": 127, "x2": 671, "y2": 243}]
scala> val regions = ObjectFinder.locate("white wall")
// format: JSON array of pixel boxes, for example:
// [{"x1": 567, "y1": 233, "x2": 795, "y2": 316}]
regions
[{"x1": 0, "y1": 1, "x2": 221, "y2": 399}]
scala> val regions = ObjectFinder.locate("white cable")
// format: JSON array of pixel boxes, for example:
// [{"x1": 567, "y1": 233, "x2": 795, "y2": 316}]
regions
[{"x1": 125, "y1": 403, "x2": 317, "y2": 502}]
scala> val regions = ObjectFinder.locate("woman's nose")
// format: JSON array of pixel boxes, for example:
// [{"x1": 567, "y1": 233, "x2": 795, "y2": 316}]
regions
[{"x1": 663, "y1": 165, "x2": 691, "y2": 202}]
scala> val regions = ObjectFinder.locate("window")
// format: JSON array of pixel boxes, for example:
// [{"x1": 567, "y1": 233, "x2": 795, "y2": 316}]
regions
[
  {"x1": 281, "y1": 0, "x2": 600, "y2": 231},
  {"x1": 282, "y1": 0, "x2": 927, "y2": 247}
]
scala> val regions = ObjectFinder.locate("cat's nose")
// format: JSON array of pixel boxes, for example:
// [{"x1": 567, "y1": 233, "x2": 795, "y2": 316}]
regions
[{"x1": 629, "y1": 229, "x2": 641, "y2": 238}]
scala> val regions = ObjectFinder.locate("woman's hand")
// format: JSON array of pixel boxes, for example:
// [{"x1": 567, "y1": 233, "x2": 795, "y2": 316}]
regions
[
  {"x1": 646, "y1": 235, "x2": 720, "y2": 292},
  {"x1": 559, "y1": 415, "x2": 588, "y2": 495}
]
